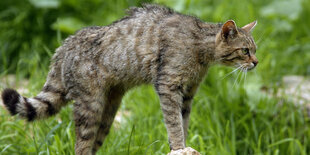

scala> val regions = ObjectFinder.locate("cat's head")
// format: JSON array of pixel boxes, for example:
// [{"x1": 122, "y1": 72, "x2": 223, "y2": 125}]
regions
[{"x1": 215, "y1": 20, "x2": 258, "y2": 71}]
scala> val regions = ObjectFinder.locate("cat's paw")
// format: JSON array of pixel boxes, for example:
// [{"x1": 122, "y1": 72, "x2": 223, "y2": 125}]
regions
[{"x1": 167, "y1": 147, "x2": 201, "y2": 155}]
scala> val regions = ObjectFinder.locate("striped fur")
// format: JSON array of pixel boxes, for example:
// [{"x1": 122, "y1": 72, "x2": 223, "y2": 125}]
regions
[
  {"x1": 2, "y1": 85, "x2": 66, "y2": 121},
  {"x1": 1, "y1": 4, "x2": 258, "y2": 155}
]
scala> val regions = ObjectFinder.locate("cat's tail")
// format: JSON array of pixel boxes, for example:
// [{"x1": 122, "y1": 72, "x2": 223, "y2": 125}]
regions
[{"x1": 1, "y1": 85, "x2": 67, "y2": 121}]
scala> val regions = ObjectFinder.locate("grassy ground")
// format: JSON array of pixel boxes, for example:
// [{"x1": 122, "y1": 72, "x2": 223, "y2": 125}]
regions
[{"x1": 1, "y1": 0, "x2": 310, "y2": 154}]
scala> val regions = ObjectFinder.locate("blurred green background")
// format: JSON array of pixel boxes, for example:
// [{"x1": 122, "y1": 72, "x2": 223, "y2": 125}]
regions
[{"x1": 0, "y1": 0, "x2": 310, "y2": 154}]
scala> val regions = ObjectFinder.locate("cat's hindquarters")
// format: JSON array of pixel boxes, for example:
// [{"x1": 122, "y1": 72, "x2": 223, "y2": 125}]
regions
[{"x1": 1, "y1": 56, "x2": 68, "y2": 121}]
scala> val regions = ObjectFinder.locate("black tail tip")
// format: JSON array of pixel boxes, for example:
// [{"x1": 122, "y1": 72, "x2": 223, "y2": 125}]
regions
[{"x1": 1, "y1": 88, "x2": 20, "y2": 115}]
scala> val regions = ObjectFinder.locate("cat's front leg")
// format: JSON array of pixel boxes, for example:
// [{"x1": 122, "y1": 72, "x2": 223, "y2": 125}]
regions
[
  {"x1": 181, "y1": 84, "x2": 199, "y2": 143},
  {"x1": 155, "y1": 82, "x2": 185, "y2": 150}
]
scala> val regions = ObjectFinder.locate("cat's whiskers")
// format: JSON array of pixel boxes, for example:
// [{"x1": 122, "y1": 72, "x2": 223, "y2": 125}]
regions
[
  {"x1": 236, "y1": 64, "x2": 249, "y2": 87},
  {"x1": 245, "y1": 70, "x2": 248, "y2": 83},
  {"x1": 239, "y1": 66, "x2": 246, "y2": 86},
  {"x1": 221, "y1": 65, "x2": 243, "y2": 80},
  {"x1": 233, "y1": 70, "x2": 241, "y2": 87},
  {"x1": 242, "y1": 67, "x2": 248, "y2": 86},
  {"x1": 233, "y1": 65, "x2": 245, "y2": 88}
]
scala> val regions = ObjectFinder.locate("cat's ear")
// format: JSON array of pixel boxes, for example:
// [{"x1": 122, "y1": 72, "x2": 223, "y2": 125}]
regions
[
  {"x1": 221, "y1": 20, "x2": 238, "y2": 39},
  {"x1": 242, "y1": 20, "x2": 257, "y2": 33}
]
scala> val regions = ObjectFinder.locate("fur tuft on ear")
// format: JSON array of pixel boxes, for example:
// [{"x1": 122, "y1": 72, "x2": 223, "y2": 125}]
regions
[
  {"x1": 242, "y1": 20, "x2": 257, "y2": 33},
  {"x1": 221, "y1": 20, "x2": 238, "y2": 39}
]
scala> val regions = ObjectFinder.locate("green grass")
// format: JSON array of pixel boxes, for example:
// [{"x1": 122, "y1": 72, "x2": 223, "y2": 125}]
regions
[
  {"x1": 1, "y1": 76, "x2": 309, "y2": 154},
  {"x1": 1, "y1": 0, "x2": 310, "y2": 154}
]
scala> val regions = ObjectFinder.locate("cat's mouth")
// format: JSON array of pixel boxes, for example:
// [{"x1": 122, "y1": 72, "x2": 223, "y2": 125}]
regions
[{"x1": 243, "y1": 62, "x2": 256, "y2": 71}]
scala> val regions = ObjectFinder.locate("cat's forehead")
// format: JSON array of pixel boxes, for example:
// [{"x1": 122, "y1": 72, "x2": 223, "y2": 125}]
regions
[{"x1": 234, "y1": 29, "x2": 256, "y2": 50}]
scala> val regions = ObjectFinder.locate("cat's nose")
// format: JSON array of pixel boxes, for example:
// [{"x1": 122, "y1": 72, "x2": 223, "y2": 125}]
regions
[{"x1": 253, "y1": 60, "x2": 258, "y2": 66}]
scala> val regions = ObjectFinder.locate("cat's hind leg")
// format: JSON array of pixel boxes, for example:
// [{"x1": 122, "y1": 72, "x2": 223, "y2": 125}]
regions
[
  {"x1": 181, "y1": 84, "x2": 199, "y2": 144},
  {"x1": 92, "y1": 85, "x2": 125, "y2": 153},
  {"x1": 74, "y1": 97, "x2": 104, "y2": 155}
]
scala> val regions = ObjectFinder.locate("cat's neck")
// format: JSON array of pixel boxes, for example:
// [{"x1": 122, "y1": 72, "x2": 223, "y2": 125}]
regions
[{"x1": 193, "y1": 22, "x2": 222, "y2": 64}]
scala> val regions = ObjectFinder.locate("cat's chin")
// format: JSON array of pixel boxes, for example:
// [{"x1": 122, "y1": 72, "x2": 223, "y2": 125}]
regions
[{"x1": 245, "y1": 66, "x2": 256, "y2": 71}]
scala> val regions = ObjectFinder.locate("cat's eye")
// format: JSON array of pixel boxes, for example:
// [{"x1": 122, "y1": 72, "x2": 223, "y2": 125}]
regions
[{"x1": 242, "y1": 48, "x2": 250, "y2": 55}]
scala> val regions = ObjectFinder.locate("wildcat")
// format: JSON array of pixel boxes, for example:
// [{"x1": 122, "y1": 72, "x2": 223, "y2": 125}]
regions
[{"x1": 1, "y1": 4, "x2": 258, "y2": 155}]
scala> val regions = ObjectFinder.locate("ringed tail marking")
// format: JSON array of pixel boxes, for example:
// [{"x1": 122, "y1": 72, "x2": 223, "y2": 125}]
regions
[{"x1": 1, "y1": 85, "x2": 66, "y2": 121}]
